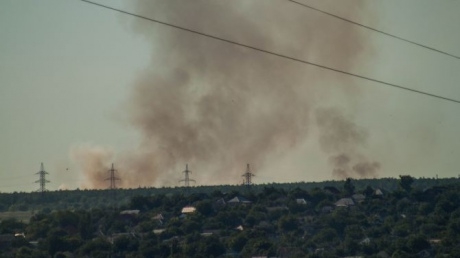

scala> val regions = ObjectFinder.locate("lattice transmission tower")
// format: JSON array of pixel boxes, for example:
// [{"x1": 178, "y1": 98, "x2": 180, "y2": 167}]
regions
[
  {"x1": 106, "y1": 163, "x2": 120, "y2": 190},
  {"x1": 242, "y1": 163, "x2": 255, "y2": 187},
  {"x1": 35, "y1": 162, "x2": 50, "y2": 193},
  {"x1": 179, "y1": 164, "x2": 195, "y2": 187}
]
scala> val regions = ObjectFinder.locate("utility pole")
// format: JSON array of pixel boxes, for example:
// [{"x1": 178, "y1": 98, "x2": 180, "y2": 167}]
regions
[
  {"x1": 106, "y1": 163, "x2": 120, "y2": 209},
  {"x1": 242, "y1": 163, "x2": 255, "y2": 187},
  {"x1": 179, "y1": 164, "x2": 195, "y2": 187},
  {"x1": 35, "y1": 162, "x2": 50, "y2": 193},
  {"x1": 106, "y1": 163, "x2": 120, "y2": 190}
]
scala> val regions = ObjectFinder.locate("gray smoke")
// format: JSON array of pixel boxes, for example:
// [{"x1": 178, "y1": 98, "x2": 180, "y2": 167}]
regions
[
  {"x1": 76, "y1": 0, "x2": 377, "y2": 187},
  {"x1": 316, "y1": 107, "x2": 380, "y2": 179}
]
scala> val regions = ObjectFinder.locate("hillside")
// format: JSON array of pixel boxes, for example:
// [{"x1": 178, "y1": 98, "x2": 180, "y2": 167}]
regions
[{"x1": 0, "y1": 176, "x2": 459, "y2": 257}]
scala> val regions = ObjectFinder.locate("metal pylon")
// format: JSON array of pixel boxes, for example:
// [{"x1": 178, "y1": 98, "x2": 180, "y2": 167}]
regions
[
  {"x1": 179, "y1": 164, "x2": 195, "y2": 187},
  {"x1": 35, "y1": 162, "x2": 50, "y2": 193},
  {"x1": 242, "y1": 163, "x2": 255, "y2": 187},
  {"x1": 106, "y1": 163, "x2": 120, "y2": 190}
]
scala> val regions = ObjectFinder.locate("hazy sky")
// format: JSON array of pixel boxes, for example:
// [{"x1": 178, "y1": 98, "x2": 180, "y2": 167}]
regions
[{"x1": 1, "y1": 0, "x2": 459, "y2": 192}]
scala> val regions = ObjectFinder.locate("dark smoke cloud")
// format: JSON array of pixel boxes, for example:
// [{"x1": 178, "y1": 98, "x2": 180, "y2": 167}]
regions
[
  {"x1": 353, "y1": 161, "x2": 380, "y2": 177},
  {"x1": 74, "y1": 0, "x2": 376, "y2": 187},
  {"x1": 316, "y1": 107, "x2": 380, "y2": 179},
  {"x1": 71, "y1": 144, "x2": 114, "y2": 189}
]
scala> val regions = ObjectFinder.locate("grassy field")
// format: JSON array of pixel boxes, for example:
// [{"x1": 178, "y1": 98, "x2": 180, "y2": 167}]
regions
[{"x1": 0, "y1": 211, "x2": 33, "y2": 223}]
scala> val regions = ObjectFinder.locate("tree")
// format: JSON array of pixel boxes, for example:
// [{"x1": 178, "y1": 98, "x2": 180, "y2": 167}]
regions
[
  {"x1": 407, "y1": 234, "x2": 430, "y2": 253},
  {"x1": 363, "y1": 185, "x2": 374, "y2": 197},
  {"x1": 278, "y1": 215, "x2": 298, "y2": 232},
  {"x1": 399, "y1": 175, "x2": 414, "y2": 192},
  {"x1": 312, "y1": 228, "x2": 339, "y2": 246},
  {"x1": 44, "y1": 229, "x2": 82, "y2": 255},
  {"x1": 288, "y1": 187, "x2": 309, "y2": 199},
  {"x1": 113, "y1": 235, "x2": 139, "y2": 253},
  {"x1": 242, "y1": 238, "x2": 275, "y2": 257},
  {"x1": 198, "y1": 235, "x2": 225, "y2": 257},
  {"x1": 14, "y1": 246, "x2": 47, "y2": 258},
  {"x1": 0, "y1": 218, "x2": 26, "y2": 234},
  {"x1": 139, "y1": 238, "x2": 159, "y2": 257},
  {"x1": 229, "y1": 233, "x2": 248, "y2": 252},
  {"x1": 77, "y1": 238, "x2": 111, "y2": 256},
  {"x1": 344, "y1": 178, "x2": 355, "y2": 196},
  {"x1": 182, "y1": 220, "x2": 201, "y2": 235},
  {"x1": 196, "y1": 200, "x2": 213, "y2": 216}
]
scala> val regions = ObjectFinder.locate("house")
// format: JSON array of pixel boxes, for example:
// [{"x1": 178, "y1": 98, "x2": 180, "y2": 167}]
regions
[
  {"x1": 324, "y1": 186, "x2": 340, "y2": 195},
  {"x1": 120, "y1": 210, "x2": 140, "y2": 216},
  {"x1": 360, "y1": 237, "x2": 371, "y2": 245},
  {"x1": 368, "y1": 214, "x2": 384, "y2": 225},
  {"x1": 14, "y1": 233, "x2": 25, "y2": 238},
  {"x1": 266, "y1": 206, "x2": 288, "y2": 213},
  {"x1": 227, "y1": 196, "x2": 252, "y2": 205},
  {"x1": 119, "y1": 210, "x2": 140, "y2": 223},
  {"x1": 296, "y1": 198, "x2": 307, "y2": 205},
  {"x1": 109, "y1": 232, "x2": 136, "y2": 243},
  {"x1": 214, "y1": 198, "x2": 226, "y2": 208},
  {"x1": 152, "y1": 213, "x2": 164, "y2": 225},
  {"x1": 422, "y1": 186, "x2": 447, "y2": 200},
  {"x1": 352, "y1": 194, "x2": 366, "y2": 203},
  {"x1": 201, "y1": 229, "x2": 220, "y2": 237},
  {"x1": 153, "y1": 229, "x2": 166, "y2": 235},
  {"x1": 417, "y1": 250, "x2": 431, "y2": 258},
  {"x1": 181, "y1": 206, "x2": 196, "y2": 214},
  {"x1": 423, "y1": 186, "x2": 446, "y2": 195},
  {"x1": 152, "y1": 213, "x2": 164, "y2": 221},
  {"x1": 255, "y1": 221, "x2": 274, "y2": 231},
  {"x1": 429, "y1": 239, "x2": 442, "y2": 245},
  {"x1": 376, "y1": 251, "x2": 390, "y2": 258},
  {"x1": 374, "y1": 188, "x2": 384, "y2": 197},
  {"x1": 335, "y1": 198, "x2": 354, "y2": 207},
  {"x1": 321, "y1": 206, "x2": 334, "y2": 214}
]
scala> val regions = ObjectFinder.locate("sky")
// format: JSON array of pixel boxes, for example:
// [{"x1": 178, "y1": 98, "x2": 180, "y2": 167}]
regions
[{"x1": 1, "y1": 0, "x2": 459, "y2": 192}]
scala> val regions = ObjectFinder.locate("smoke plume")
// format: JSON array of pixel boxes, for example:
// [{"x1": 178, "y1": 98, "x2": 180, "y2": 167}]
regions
[
  {"x1": 316, "y1": 107, "x2": 380, "y2": 179},
  {"x1": 74, "y1": 0, "x2": 378, "y2": 187},
  {"x1": 71, "y1": 144, "x2": 114, "y2": 189}
]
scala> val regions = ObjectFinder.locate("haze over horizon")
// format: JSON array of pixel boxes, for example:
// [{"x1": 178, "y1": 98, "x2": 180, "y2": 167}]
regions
[{"x1": 1, "y1": 0, "x2": 460, "y2": 192}]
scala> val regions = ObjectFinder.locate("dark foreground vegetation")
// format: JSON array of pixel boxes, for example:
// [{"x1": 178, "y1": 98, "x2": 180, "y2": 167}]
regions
[{"x1": 1, "y1": 176, "x2": 460, "y2": 257}]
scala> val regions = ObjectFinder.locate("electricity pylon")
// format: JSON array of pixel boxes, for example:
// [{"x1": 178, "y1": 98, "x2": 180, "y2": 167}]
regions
[
  {"x1": 179, "y1": 164, "x2": 195, "y2": 187},
  {"x1": 242, "y1": 163, "x2": 254, "y2": 187},
  {"x1": 35, "y1": 162, "x2": 50, "y2": 193},
  {"x1": 106, "y1": 163, "x2": 120, "y2": 190}
]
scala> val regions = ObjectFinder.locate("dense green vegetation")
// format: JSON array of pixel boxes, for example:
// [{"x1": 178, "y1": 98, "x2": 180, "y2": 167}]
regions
[
  {"x1": 1, "y1": 177, "x2": 456, "y2": 212},
  {"x1": 1, "y1": 176, "x2": 460, "y2": 257}
]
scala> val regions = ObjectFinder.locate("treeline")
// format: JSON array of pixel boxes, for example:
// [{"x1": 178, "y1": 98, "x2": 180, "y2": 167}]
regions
[
  {"x1": 0, "y1": 177, "x2": 458, "y2": 212},
  {"x1": 0, "y1": 176, "x2": 460, "y2": 257}
]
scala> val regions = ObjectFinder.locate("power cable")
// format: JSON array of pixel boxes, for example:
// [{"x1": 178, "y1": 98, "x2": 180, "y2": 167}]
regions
[
  {"x1": 288, "y1": 0, "x2": 460, "y2": 60},
  {"x1": 80, "y1": 0, "x2": 460, "y2": 105},
  {"x1": 0, "y1": 183, "x2": 35, "y2": 189},
  {"x1": 0, "y1": 175, "x2": 31, "y2": 181}
]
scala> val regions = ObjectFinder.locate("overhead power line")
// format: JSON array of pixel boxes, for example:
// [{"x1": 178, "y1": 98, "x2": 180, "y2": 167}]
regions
[
  {"x1": 288, "y1": 0, "x2": 460, "y2": 60},
  {"x1": 0, "y1": 175, "x2": 32, "y2": 181},
  {"x1": 80, "y1": 0, "x2": 460, "y2": 105},
  {"x1": 0, "y1": 183, "x2": 35, "y2": 189}
]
